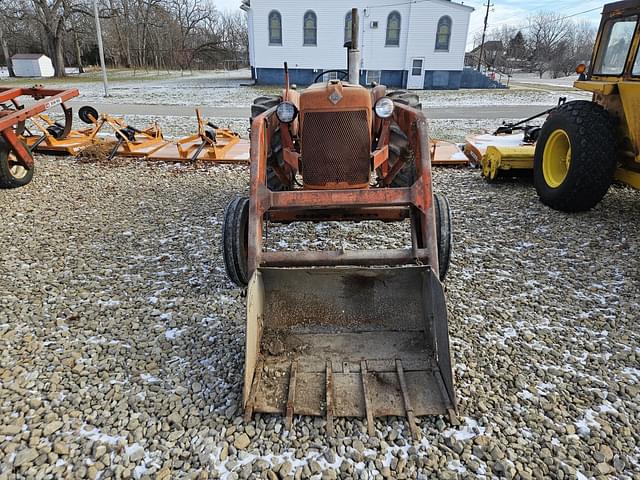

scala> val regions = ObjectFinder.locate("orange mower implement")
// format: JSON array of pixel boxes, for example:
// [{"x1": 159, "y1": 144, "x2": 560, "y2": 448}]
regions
[
  {"x1": 23, "y1": 111, "x2": 103, "y2": 156},
  {"x1": 24, "y1": 106, "x2": 249, "y2": 164},
  {"x1": 142, "y1": 109, "x2": 248, "y2": 163}
]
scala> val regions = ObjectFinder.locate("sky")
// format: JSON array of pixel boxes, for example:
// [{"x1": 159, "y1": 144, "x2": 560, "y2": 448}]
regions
[{"x1": 214, "y1": 0, "x2": 606, "y2": 49}]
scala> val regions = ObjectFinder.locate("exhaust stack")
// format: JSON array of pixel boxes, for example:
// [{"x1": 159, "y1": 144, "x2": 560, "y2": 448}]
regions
[{"x1": 348, "y1": 8, "x2": 360, "y2": 85}]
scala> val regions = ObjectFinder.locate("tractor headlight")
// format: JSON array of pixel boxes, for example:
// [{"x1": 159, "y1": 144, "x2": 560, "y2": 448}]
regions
[
  {"x1": 276, "y1": 101, "x2": 298, "y2": 123},
  {"x1": 374, "y1": 97, "x2": 395, "y2": 118}
]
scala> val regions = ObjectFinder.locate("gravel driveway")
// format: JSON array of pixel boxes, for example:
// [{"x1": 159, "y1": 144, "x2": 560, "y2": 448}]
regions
[{"x1": 1, "y1": 156, "x2": 638, "y2": 480}]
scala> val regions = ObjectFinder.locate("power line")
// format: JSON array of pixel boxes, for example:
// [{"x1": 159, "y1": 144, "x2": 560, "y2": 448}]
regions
[{"x1": 556, "y1": 6, "x2": 602, "y2": 21}]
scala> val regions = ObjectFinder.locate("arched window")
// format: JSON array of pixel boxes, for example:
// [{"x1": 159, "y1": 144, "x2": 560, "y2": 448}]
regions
[
  {"x1": 303, "y1": 11, "x2": 317, "y2": 46},
  {"x1": 344, "y1": 11, "x2": 352, "y2": 44},
  {"x1": 386, "y1": 11, "x2": 401, "y2": 46},
  {"x1": 268, "y1": 10, "x2": 282, "y2": 45},
  {"x1": 435, "y1": 16, "x2": 452, "y2": 51}
]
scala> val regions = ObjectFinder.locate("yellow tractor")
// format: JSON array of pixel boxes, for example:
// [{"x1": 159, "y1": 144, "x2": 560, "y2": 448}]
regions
[{"x1": 534, "y1": 0, "x2": 640, "y2": 211}]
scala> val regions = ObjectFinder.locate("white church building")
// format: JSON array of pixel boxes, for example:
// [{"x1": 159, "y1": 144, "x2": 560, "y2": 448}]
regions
[{"x1": 241, "y1": 0, "x2": 474, "y2": 89}]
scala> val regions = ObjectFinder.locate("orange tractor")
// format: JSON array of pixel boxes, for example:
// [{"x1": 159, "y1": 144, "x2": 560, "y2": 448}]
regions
[{"x1": 222, "y1": 59, "x2": 456, "y2": 436}]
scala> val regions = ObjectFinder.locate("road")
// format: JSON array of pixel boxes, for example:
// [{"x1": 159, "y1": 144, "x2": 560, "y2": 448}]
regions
[{"x1": 67, "y1": 101, "x2": 554, "y2": 120}]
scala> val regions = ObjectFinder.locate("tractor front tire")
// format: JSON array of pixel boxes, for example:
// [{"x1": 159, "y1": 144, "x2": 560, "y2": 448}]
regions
[
  {"x1": 434, "y1": 193, "x2": 452, "y2": 281},
  {"x1": 0, "y1": 139, "x2": 34, "y2": 189},
  {"x1": 251, "y1": 95, "x2": 292, "y2": 191},
  {"x1": 533, "y1": 101, "x2": 617, "y2": 212},
  {"x1": 222, "y1": 196, "x2": 249, "y2": 287}
]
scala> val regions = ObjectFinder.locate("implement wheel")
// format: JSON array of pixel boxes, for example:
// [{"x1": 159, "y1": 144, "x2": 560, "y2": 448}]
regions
[
  {"x1": 434, "y1": 193, "x2": 452, "y2": 281},
  {"x1": 0, "y1": 139, "x2": 34, "y2": 189},
  {"x1": 79, "y1": 105, "x2": 99, "y2": 124},
  {"x1": 222, "y1": 196, "x2": 249, "y2": 287},
  {"x1": 534, "y1": 101, "x2": 617, "y2": 212}
]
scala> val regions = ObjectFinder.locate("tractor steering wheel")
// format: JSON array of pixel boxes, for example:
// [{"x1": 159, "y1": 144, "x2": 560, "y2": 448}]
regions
[{"x1": 314, "y1": 70, "x2": 349, "y2": 83}]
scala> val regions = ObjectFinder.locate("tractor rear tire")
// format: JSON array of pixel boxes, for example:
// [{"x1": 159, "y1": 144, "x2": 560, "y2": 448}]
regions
[
  {"x1": 385, "y1": 90, "x2": 422, "y2": 187},
  {"x1": 434, "y1": 193, "x2": 452, "y2": 281},
  {"x1": 533, "y1": 101, "x2": 617, "y2": 212},
  {"x1": 386, "y1": 124, "x2": 416, "y2": 187},
  {"x1": 250, "y1": 95, "x2": 281, "y2": 120},
  {"x1": 0, "y1": 139, "x2": 34, "y2": 189},
  {"x1": 222, "y1": 196, "x2": 250, "y2": 287},
  {"x1": 251, "y1": 95, "x2": 292, "y2": 191},
  {"x1": 387, "y1": 90, "x2": 423, "y2": 110}
]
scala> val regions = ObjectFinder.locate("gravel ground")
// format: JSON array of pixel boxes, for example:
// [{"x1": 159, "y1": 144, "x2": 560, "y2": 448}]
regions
[{"x1": 1, "y1": 153, "x2": 638, "y2": 479}]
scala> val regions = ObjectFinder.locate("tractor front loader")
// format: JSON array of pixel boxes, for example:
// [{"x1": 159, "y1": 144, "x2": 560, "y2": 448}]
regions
[{"x1": 222, "y1": 63, "x2": 456, "y2": 437}]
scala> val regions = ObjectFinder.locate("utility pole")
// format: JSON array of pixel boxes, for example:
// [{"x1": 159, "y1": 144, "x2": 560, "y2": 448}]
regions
[
  {"x1": 93, "y1": 0, "x2": 109, "y2": 97},
  {"x1": 477, "y1": 1, "x2": 493, "y2": 71}
]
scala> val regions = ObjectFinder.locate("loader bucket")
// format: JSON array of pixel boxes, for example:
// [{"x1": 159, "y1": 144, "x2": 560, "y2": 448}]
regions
[{"x1": 243, "y1": 265, "x2": 457, "y2": 437}]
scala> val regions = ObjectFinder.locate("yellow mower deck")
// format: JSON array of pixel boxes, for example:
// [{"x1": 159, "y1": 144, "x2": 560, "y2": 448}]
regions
[
  {"x1": 463, "y1": 132, "x2": 535, "y2": 180},
  {"x1": 465, "y1": 130, "x2": 640, "y2": 187}
]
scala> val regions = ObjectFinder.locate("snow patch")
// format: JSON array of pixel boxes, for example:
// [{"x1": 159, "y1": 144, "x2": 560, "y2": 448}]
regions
[
  {"x1": 165, "y1": 328, "x2": 183, "y2": 340},
  {"x1": 622, "y1": 367, "x2": 640, "y2": 383},
  {"x1": 140, "y1": 373, "x2": 161, "y2": 383},
  {"x1": 451, "y1": 151, "x2": 469, "y2": 161},
  {"x1": 443, "y1": 417, "x2": 486, "y2": 442},
  {"x1": 518, "y1": 390, "x2": 534, "y2": 401},
  {"x1": 79, "y1": 426, "x2": 126, "y2": 445},
  {"x1": 97, "y1": 299, "x2": 121, "y2": 308},
  {"x1": 447, "y1": 460, "x2": 467, "y2": 473}
]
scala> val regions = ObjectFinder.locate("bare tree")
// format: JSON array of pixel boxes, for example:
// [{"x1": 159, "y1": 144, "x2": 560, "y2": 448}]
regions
[
  {"x1": 0, "y1": 20, "x2": 16, "y2": 77},
  {"x1": 527, "y1": 11, "x2": 571, "y2": 78},
  {"x1": 30, "y1": 0, "x2": 69, "y2": 77},
  {"x1": 0, "y1": 0, "x2": 248, "y2": 75}
]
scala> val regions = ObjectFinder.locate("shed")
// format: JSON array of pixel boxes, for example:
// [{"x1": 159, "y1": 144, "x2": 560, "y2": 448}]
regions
[{"x1": 11, "y1": 54, "x2": 55, "y2": 78}]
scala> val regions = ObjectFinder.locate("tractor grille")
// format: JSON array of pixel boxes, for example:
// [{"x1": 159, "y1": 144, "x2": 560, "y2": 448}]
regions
[{"x1": 301, "y1": 110, "x2": 371, "y2": 187}]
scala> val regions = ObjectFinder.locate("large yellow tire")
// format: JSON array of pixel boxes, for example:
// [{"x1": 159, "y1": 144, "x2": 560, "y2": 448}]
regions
[{"x1": 533, "y1": 101, "x2": 617, "y2": 212}]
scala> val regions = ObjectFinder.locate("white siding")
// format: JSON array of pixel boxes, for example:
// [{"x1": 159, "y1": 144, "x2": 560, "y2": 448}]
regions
[
  {"x1": 12, "y1": 60, "x2": 37, "y2": 77},
  {"x1": 248, "y1": 9, "x2": 256, "y2": 66},
  {"x1": 251, "y1": 1, "x2": 353, "y2": 70},
  {"x1": 12, "y1": 56, "x2": 55, "y2": 77},
  {"x1": 248, "y1": 0, "x2": 472, "y2": 72},
  {"x1": 37, "y1": 57, "x2": 55, "y2": 77},
  {"x1": 404, "y1": 1, "x2": 471, "y2": 71},
  {"x1": 359, "y1": 5, "x2": 411, "y2": 71}
]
